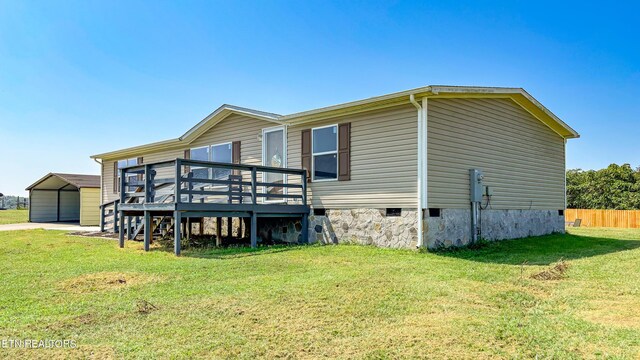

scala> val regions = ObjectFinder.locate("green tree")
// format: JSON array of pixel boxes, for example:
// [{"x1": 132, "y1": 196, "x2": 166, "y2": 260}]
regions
[{"x1": 566, "y1": 164, "x2": 640, "y2": 209}]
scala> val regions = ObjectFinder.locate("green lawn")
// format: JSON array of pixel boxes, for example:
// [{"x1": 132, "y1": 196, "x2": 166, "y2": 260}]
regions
[
  {"x1": 1, "y1": 228, "x2": 639, "y2": 359},
  {"x1": 0, "y1": 209, "x2": 28, "y2": 224}
]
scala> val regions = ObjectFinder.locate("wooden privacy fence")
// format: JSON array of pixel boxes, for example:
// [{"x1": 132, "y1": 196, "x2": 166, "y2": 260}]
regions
[{"x1": 565, "y1": 209, "x2": 640, "y2": 228}]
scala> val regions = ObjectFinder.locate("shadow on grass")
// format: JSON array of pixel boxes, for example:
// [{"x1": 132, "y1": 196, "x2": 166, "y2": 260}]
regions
[
  {"x1": 150, "y1": 243, "x2": 305, "y2": 260},
  {"x1": 433, "y1": 232, "x2": 640, "y2": 265}
]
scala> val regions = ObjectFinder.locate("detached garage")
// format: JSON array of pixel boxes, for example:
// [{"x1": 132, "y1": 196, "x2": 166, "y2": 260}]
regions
[{"x1": 26, "y1": 173, "x2": 101, "y2": 226}]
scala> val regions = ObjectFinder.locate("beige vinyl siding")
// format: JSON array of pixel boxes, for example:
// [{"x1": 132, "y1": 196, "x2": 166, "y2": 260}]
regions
[
  {"x1": 80, "y1": 188, "x2": 101, "y2": 226},
  {"x1": 101, "y1": 114, "x2": 277, "y2": 203},
  {"x1": 288, "y1": 104, "x2": 418, "y2": 208},
  {"x1": 427, "y1": 98, "x2": 565, "y2": 210}
]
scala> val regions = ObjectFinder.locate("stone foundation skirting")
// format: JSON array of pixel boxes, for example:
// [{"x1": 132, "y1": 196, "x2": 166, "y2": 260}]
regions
[
  {"x1": 196, "y1": 208, "x2": 563, "y2": 250},
  {"x1": 308, "y1": 209, "x2": 419, "y2": 249},
  {"x1": 426, "y1": 209, "x2": 564, "y2": 249}
]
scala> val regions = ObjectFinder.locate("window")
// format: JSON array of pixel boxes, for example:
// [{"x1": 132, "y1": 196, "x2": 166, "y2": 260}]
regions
[
  {"x1": 116, "y1": 158, "x2": 138, "y2": 192},
  {"x1": 189, "y1": 146, "x2": 209, "y2": 179},
  {"x1": 189, "y1": 143, "x2": 232, "y2": 180},
  {"x1": 312, "y1": 125, "x2": 338, "y2": 181},
  {"x1": 211, "y1": 143, "x2": 232, "y2": 180}
]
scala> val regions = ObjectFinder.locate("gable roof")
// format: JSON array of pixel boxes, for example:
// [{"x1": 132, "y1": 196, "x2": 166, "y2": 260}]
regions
[
  {"x1": 91, "y1": 85, "x2": 578, "y2": 160},
  {"x1": 26, "y1": 173, "x2": 101, "y2": 190},
  {"x1": 91, "y1": 105, "x2": 282, "y2": 160}
]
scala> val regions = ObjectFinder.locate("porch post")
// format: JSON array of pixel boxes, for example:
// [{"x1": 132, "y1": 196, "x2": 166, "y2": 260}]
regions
[
  {"x1": 99, "y1": 205, "x2": 105, "y2": 232},
  {"x1": 250, "y1": 212, "x2": 257, "y2": 248},
  {"x1": 216, "y1": 217, "x2": 222, "y2": 246},
  {"x1": 127, "y1": 216, "x2": 133, "y2": 240},
  {"x1": 118, "y1": 211, "x2": 125, "y2": 248},
  {"x1": 143, "y1": 211, "x2": 151, "y2": 252},
  {"x1": 174, "y1": 210, "x2": 181, "y2": 256}
]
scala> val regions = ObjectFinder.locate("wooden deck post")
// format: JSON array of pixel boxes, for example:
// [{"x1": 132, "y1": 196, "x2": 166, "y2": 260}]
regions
[
  {"x1": 227, "y1": 217, "x2": 232, "y2": 239},
  {"x1": 174, "y1": 210, "x2": 181, "y2": 256},
  {"x1": 127, "y1": 216, "x2": 133, "y2": 240},
  {"x1": 301, "y1": 214, "x2": 309, "y2": 244},
  {"x1": 143, "y1": 211, "x2": 151, "y2": 251},
  {"x1": 216, "y1": 217, "x2": 222, "y2": 246},
  {"x1": 250, "y1": 212, "x2": 257, "y2": 248},
  {"x1": 99, "y1": 205, "x2": 105, "y2": 232},
  {"x1": 118, "y1": 211, "x2": 125, "y2": 248},
  {"x1": 186, "y1": 217, "x2": 191, "y2": 242}
]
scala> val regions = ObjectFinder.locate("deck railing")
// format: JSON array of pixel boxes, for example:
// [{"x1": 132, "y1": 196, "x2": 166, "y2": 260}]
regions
[
  {"x1": 118, "y1": 158, "x2": 308, "y2": 207},
  {"x1": 99, "y1": 199, "x2": 120, "y2": 232}
]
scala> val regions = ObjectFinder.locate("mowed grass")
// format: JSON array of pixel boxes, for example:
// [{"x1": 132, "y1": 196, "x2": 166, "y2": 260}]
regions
[
  {"x1": 1, "y1": 228, "x2": 639, "y2": 359},
  {"x1": 0, "y1": 209, "x2": 28, "y2": 224}
]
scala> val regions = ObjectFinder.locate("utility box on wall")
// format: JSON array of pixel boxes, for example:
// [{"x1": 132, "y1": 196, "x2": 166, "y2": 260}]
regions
[{"x1": 469, "y1": 169, "x2": 484, "y2": 203}]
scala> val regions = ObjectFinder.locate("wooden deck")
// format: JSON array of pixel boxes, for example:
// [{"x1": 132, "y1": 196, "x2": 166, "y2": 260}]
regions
[{"x1": 102, "y1": 158, "x2": 310, "y2": 255}]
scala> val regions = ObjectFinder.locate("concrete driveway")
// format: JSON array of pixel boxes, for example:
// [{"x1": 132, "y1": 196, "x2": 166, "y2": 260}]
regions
[{"x1": 0, "y1": 222, "x2": 101, "y2": 232}]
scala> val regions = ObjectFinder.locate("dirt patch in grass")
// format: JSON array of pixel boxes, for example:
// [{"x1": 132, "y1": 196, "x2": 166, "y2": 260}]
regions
[
  {"x1": 59, "y1": 272, "x2": 160, "y2": 293},
  {"x1": 531, "y1": 259, "x2": 570, "y2": 280},
  {"x1": 2, "y1": 345, "x2": 116, "y2": 360},
  {"x1": 136, "y1": 299, "x2": 159, "y2": 314},
  {"x1": 581, "y1": 296, "x2": 640, "y2": 329},
  {"x1": 40, "y1": 313, "x2": 98, "y2": 333}
]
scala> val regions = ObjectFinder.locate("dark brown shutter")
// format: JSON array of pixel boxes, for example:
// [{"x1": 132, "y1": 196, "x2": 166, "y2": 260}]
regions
[
  {"x1": 232, "y1": 141, "x2": 241, "y2": 164},
  {"x1": 183, "y1": 149, "x2": 190, "y2": 174},
  {"x1": 113, "y1": 161, "x2": 118, "y2": 193},
  {"x1": 136, "y1": 157, "x2": 144, "y2": 181},
  {"x1": 338, "y1": 123, "x2": 351, "y2": 181},
  {"x1": 232, "y1": 141, "x2": 241, "y2": 175},
  {"x1": 301, "y1": 129, "x2": 312, "y2": 182}
]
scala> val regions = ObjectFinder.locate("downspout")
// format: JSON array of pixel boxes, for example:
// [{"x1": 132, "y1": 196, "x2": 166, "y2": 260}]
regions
[
  {"x1": 93, "y1": 157, "x2": 103, "y2": 205},
  {"x1": 410, "y1": 94, "x2": 424, "y2": 248}
]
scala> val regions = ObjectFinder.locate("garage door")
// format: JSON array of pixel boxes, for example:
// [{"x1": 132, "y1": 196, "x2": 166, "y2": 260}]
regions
[{"x1": 30, "y1": 190, "x2": 80, "y2": 222}]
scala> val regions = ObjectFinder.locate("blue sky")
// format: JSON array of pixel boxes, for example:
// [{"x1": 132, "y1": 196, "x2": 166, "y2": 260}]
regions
[{"x1": 1, "y1": 1, "x2": 638, "y2": 196}]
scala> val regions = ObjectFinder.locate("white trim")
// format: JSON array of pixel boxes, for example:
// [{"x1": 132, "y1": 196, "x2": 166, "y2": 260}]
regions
[
  {"x1": 421, "y1": 97, "x2": 428, "y2": 209},
  {"x1": 262, "y1": 126, "x2": 288, "y2": 203},
  {"x1": 311, "y1": 124, "x2": 339, "y2": 182},
  {"x1": 410, "y1": 95, "x2": 425, "y2": 249}
]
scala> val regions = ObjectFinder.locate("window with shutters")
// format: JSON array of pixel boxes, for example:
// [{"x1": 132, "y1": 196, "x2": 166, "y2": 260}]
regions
[
  {"x1": 116, "y1": 158, "x2": 138, "y2": 193},
  {"x1": 312, "y1": 124, "x2": 338, "y2": 181}
]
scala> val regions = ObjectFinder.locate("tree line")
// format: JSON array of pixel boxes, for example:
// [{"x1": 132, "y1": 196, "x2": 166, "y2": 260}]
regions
[{"x1": 566, "y1": 163, "x2": 640, "y2": 210}]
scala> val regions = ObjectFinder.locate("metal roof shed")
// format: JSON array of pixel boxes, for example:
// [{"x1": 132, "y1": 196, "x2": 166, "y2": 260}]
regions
[{"x1": 26, "y1": 173, "x2": 101, "y2": 226}]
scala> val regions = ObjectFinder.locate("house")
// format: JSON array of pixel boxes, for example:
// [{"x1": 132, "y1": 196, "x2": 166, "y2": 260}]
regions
[
  {"x1": 26, "y1": 173, "x2": 101, "y2": 226},
  {"x1": 90, "y1": 85, "x2": 579, "y2": 254}
]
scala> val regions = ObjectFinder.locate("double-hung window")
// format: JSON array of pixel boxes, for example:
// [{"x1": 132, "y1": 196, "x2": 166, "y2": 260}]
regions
[
  {"x1": 312, "y1": 125, "x2": 338, "y2": 181},
  {"x1": 117, "y1": 158, "x2": 138, "y2": 192}
]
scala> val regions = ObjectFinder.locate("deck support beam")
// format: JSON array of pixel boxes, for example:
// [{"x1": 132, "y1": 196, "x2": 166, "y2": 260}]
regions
[
  {"x1": 174, "y1": 210, "x2": 181, "y2": 256},
  {"x1": 301, "y1": 215, "x2": 309, "y2": 244},
  {"x1": 250, "y1": 212, "x2": 257, "y2": 248},
  {"x1": 144, "y1": 211, "x2": 151, "y2": 251},
  {"x1": 127, "y1": 216, "x2": 133, "y2": 240},
  {"x1": 216, "y1": 217, "x2": 222, "y2": 246},
  {"x1": 118, "y1": 211, "x2": 125, "y2": 248}
]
